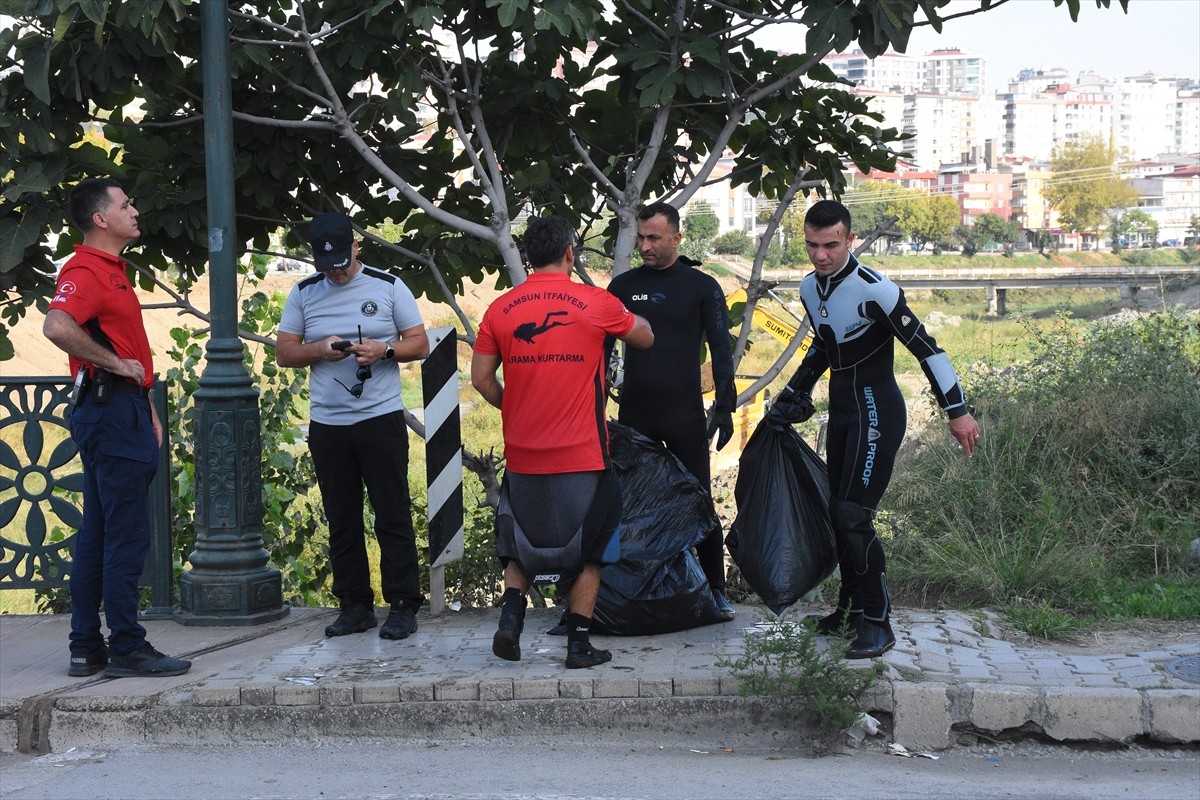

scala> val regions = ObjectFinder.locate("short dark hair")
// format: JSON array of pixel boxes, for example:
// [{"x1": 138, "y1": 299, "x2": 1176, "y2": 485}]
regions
[
  {"x1": 523, "y1": 216, "x2": 575, "y2": 269},
  {"x1": 68, "y1": 178, "x2": 123, "y2": 233},
  {"x1": 637, "y1": 201, "x2": 680, "y2": 233},
  {"x1": 805, "y1": 199, "x2": 852, "y2": 232}
]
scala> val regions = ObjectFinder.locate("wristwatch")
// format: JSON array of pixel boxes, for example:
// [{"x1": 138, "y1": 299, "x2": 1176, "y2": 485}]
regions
[{"x1": 384, "y1": 341, "x2": 395, "y2": 361}]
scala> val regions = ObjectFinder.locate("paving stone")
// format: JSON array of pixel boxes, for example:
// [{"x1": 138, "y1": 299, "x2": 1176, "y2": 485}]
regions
[
  {"x1": 893, "y1": 682, "x2": 951, "y2": 751},
  {"x1": 275, "y1": 686, "x2": 321, "y2": 706},
  {"x1": 399, "y1": 682, "x2": 434, "y2": 702},
  {"x1": 434, "y1": 682, "x2": 480, "y2": 701},
  {"x1": 513, "y1": 679, "x2": 558, "y2": 700},
  {"x1": 966, "y1": 685, "x2": 1040, "y2": 732},
  {"x1": 240, "y1": 687, "x2": 274, "y2": 707},
  {"x1": 1148, "y1": 690, "x2": 1200, "y2": 742},
  {"x1": 1043, "y1": 688, "x2": 1143, "y2": 742},
  {"x1": 478, "y1": 680, "x2": 514, "y2": 701},
  {"x1": 191, "y1": 687, "x2": 241, "y2": 707},
  {"x1": 638, "y1": 679, "x2": 674, "y2": 698},
  {"x1": 320, "y1": 687, "x2": 354, "y2": 706},
  {"x1": 558, "y1": 680, "x2": 594, "y2": 699},
  {"x1": 355, "y1": 684, "x2": 400, "y2": 704},
  {"x1": 593, "y1": 678, "x2": 640, "y2": 698},
  {"x1": 673, "y1": 677, "x2": 721, "y2": 697}
]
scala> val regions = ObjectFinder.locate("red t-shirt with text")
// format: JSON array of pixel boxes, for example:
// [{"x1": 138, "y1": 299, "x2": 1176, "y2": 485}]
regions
[{"x1": 475, "y1": 272, "x2": 635, "y2": 473}]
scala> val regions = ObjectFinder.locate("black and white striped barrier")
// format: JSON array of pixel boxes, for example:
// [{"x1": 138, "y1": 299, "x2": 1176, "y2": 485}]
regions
[{"x1": 421, "y1": 326, "x2": 464, "y2": 616}]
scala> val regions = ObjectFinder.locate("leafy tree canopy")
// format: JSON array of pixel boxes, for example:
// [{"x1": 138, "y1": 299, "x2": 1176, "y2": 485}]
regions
[
  {"x1": 1046, "y1": 134, "x2": 1138, "y2": 236},
  {"x1": 1, "y1": 0, "x2": 1130, "y2": 359}
]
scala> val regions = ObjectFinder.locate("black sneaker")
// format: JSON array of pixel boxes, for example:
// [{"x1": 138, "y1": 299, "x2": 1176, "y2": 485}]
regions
[
  {"x1": 711, "y1": 588, "x2": 735, "y2": 622},
  {"x1": 379, "y1": 605, "x2": 417, "y2": 640},
  {"x1": 805, "y1": 608, "x2": 862, "y2": 637},
  {"x1": 492, "y1": 605, "x2": 525, "y2": 662},
  {"x1": 68, "y1": 647, "x2": 107, "y2": 678},
  {"x1": 324, "y1": 603, "x2": 377, "y2": 637},
  {"x1": 106, "y1": 644, "x2": 191, "y2": 678},
  {"x1": 845, "y1": 618, "x2": 896, "y2": 660},
  {"x1": 565, "y1": 640, "x2": 612, "y2": 669}
]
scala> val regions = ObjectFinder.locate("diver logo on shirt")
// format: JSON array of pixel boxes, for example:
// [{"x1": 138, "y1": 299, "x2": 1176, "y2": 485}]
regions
[
  {"x1": 361, "y1": 301, "x2": 378, "y2": 316},
  {"x1": 514, "y1": 311, "x2": 574, "y2": 343},
  {"x1": 901, "y1": 315, "x2": 912, "y2": 327}
]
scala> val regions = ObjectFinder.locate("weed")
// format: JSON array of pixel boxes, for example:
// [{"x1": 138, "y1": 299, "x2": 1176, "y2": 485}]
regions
[{"x1": 719, "y1": 618, "x2": 885, "y2": 743}]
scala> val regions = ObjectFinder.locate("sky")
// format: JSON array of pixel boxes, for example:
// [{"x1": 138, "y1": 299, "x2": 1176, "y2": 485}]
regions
[
  {"x1": 904, "y1": 0, "x2": 1200, "y2": 90},
  {"x1": 754, "y1": 0, "x2": 1200, "y2": 92}
]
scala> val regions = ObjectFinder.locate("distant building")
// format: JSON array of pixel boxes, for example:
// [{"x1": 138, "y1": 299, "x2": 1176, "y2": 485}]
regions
[
  {"x1": 1117, "y1": 74, "x2": 1188, "y2": 160},
  {"x1": 1132, "y1": 167, "x2": 1200, "y2": 243},
  {"x1": 936, "y1": 166, "x2": 1013, "y2": 226}
]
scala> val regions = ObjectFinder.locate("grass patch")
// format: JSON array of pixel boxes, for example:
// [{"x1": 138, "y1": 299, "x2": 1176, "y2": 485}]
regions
[{"x1": 885, "y1": 309, "x2": 1200, "y2": 637}]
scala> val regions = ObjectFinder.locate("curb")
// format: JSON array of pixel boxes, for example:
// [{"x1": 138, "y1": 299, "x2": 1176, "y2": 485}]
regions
[{"x1": 8, "y1": 676, "x2": 1198, "y2": 755}]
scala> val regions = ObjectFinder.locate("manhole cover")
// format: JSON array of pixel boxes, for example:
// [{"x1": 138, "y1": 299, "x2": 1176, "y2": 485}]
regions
[{"x1": 1164, "y1": 655, "x2": 1200, "y2": 684}]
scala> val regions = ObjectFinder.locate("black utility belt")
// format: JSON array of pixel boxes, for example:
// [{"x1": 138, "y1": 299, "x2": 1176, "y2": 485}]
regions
[
  {"x1": 107, "y1": 381, "x2": 150, "y2": 398},
  {"x1": 75, "y1": 368, "x2": 150, "y2": 407}
]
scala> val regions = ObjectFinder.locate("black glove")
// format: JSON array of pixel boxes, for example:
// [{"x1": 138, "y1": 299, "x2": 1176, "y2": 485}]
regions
[
  {"x1": 766, "y1": 385, "x2": 815, "y2": 427},
  {"x1": 707, "y1": 409, "x2": 734, "y2": 451}
]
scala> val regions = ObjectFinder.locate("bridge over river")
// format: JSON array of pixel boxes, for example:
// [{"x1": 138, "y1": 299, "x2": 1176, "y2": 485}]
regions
[{"x1": 726, "y1": 262, "x2": 1200, "y2": 315}]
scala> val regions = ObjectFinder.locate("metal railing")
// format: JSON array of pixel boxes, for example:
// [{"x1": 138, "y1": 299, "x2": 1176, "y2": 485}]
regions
[{"x1": 0, "y1": 377, "x2": 174, "y2": 616}]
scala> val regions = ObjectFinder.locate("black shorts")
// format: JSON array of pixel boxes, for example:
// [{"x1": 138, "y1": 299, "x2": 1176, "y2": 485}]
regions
[{"x1": 495, "y1": 468, "x2": 622, "y2": 585}]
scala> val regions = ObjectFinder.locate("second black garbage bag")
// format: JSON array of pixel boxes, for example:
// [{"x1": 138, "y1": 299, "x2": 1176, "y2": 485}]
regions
[
  {"x1": 726, "y1": 421, "x2": 837, "y2": 615},
  {"x1": 589, "y1": 422, "x2": 726, "y2": 635}
]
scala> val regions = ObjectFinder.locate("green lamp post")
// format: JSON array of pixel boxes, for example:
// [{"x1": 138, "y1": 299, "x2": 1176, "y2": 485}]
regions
[{"x1": 175, "y1": 1, "x2": 287, "y2": 625}]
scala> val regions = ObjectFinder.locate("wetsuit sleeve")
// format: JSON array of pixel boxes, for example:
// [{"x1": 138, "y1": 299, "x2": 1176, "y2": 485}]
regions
[
  {"x1": 701, "y1": 277, "x2": 736, "y2": 412},
  {"x1": 872, "y1": 286, "x2": 968, "y2": 419}
]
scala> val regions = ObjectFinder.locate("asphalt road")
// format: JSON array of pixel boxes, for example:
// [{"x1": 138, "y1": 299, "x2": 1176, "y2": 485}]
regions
[{"x1": 1, "y1": 737, "x2": 1197, "y2": 800}]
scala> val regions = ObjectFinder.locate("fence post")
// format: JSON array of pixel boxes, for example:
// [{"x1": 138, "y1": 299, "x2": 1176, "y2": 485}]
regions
[{"x1": 421, "y1": 327, "x2": 464, "y2": 616}]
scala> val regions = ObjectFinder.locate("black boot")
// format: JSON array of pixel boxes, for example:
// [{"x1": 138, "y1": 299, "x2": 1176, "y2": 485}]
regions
[
  {"x1": 325, "y1": 602, "x2": 377, "y2": 637},
  {"x1": 492, "y1": 588, "x2": 526, "y2": 662},
  {"x1": 564, "y1": 612, "x2": 611, "y2": 669},
  {"x1": 805, "y1": 607, "x2": 862, "y2": 636},
  {"x1": 846, "y1": 618, "x2": 896, "y2": 659},
  {"x1": 833, "y1": 500, "x2": 894, "y2": 660}
]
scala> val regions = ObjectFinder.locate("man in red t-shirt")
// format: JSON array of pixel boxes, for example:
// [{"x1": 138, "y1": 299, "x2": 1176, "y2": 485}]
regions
[
  {"x1": 472, "y1": 216, "x2": 653, "y2": 668},
  {"x1": 43, "y1": 178, "x2": 190, "y2": 679}
]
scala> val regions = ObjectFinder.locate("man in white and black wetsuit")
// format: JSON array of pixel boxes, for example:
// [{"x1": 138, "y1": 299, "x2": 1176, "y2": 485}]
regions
[
  {"x1": 607, "y1": 202, "x2": 739, "y2": 620},
  {"x1": 767, "y1": 200, "x2": 981, "y2": 659}
]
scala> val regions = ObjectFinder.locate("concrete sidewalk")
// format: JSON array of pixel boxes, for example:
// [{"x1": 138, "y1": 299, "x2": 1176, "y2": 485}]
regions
[{"x1": 1, "y1": 605, "x2": 1197, "y2": 755}]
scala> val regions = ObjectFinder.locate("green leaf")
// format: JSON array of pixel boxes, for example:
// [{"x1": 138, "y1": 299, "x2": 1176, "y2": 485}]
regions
[
  {"x1": 486, "y1": 0, "x2": 526, "y2": 29},
  {"x1": 0, "y1": 204, "x2": 48, "y2": 272},
  {"x1": 19, "y1": 37, "x2": 51, "y2": 104}
]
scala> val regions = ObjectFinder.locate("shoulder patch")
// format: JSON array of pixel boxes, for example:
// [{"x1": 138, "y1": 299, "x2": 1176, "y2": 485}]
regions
[
  {"x1": 361, "y1": 266, "x2": 398, "y2": 285},
  {"x1": 857, "y1": 265, "x2": 883, "y2": 284}
]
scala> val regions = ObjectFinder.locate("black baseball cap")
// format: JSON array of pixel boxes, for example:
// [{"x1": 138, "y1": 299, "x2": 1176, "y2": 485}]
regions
[{"x1": 308, "y1": 212, "x2": 354, "y2": 271}]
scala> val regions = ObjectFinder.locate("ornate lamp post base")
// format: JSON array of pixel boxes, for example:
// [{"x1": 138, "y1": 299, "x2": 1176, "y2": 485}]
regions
[{"x1": 174, "y1": 569, "x2": 289, "y2": 626}]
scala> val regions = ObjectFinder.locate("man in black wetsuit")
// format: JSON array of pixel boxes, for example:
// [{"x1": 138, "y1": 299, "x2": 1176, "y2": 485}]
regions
[
  {"x1": 768, "y1": 199, "x2": 981, "y2": 659},
  {"x1": 607, "y1": 202, "x2": 738, "y2": 620}
]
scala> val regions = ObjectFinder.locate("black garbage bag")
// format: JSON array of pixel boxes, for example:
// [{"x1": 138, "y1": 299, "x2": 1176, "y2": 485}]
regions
[
  {"x1": 726, "y1": 422, "x2": 837, "y2": 615},
  {"x1": 590, "y1": 423, "x2": 725, "y2": 635}
]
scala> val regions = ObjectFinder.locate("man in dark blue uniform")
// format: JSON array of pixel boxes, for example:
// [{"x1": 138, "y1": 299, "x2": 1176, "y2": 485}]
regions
[
  {"x1": 44, "y1": 178, "x2": 191, "y2": 678},
  {"x1": 768, "y1": 199, "x2": 981, "y2": 659},
  {"x1": 607, "y1": 202, "x2": 738, "y2": 619}
]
